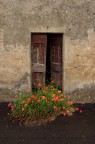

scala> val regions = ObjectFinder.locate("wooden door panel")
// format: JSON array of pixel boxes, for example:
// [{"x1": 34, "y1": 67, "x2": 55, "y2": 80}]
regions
[
  {"x1": 32, "y1": 44, "x2": 37, "y2": 63},
  {"x1": 51, "y1": 63, "x2": 61, "y2": 72},
  {"x1": 32, "y1": 73, "x2": 44, "y2": 84},
  {"x1": 32, "y1": 64, "x2": 45, "y2": 72},
  {"x1": 32, "y1": 34, "x2": 47, "y2": 85},
  {"x1": 50, "y1": 35, "x2": 62, "y2": 88},
  {"x1": 51, "y1": 71, "x2": 62, "y2": 88},
  {"x1": 32, "y1": 43, "x2": 45, "y2": 64},
  {"x1": 38, "y1": 44, "x2": 45, "y2": 64}
]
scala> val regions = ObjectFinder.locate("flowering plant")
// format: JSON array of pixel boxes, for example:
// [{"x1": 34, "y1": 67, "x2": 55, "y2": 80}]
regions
[{"x1": 8, "y1": 83, "x2": 75, "y2": 126}]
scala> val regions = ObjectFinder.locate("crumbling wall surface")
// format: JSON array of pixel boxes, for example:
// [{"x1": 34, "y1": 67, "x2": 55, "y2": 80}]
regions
[{"x1": 0, "y1": 0, "x2": 95, "y2": 102}]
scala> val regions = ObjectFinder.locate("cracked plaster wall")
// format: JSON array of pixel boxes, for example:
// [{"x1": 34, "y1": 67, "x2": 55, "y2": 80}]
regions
[{"x1": 0, "y1": 0, "x2": 95, "y2": 101}]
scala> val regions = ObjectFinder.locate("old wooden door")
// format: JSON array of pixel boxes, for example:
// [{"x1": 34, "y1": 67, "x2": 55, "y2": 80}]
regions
[
  {"x1": 49, "y1": 34, "x2": 62, "y2": 88},
  {"x1": 31, "y1": 34, "x2": 47, "y2": 85}
]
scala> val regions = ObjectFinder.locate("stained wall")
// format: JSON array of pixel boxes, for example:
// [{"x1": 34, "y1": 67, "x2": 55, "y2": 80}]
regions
[{"x1": 0, "y1": 0, "x2": 95, "y2": 102}]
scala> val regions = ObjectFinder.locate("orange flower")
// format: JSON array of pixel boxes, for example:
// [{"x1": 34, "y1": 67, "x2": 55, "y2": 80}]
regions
[
  {"x1": 37, "y1": 83, "x2": 42, "y2": 88},
  {"x1": 66, "y1": 110, "x2": 70, "y2": 114},
  {"x1": 11, "y1": 105, "x2": 14, "y2": 111},
  {"x1": 51, "y1": 80, "x2": 54, "y2": 83},
  {"x1": 27, "y1": 97, "x2": 31, "y2": 103},
  {"x1": 52, "y1": 96, "x2": 59, "y2": 102},
  {"x1": 58, "y1": 90, "x2": 61, "y2": 93},
  {"x1": 22, "y1": 107, "x2": 24, "y2": 111},
  {"x1": 43, "y1": 90, "x2": 47, "y2": 93},
  {"x1": 41, "y1": 96, "x2": 46, "y2": 100},
  {"x1": 52, "y1": 94, "x2": 59, "y2": 102},
  {"x1": 45, "y1": 86, "x2": 48, "y2": 90},
  {"x1": 24, "y1": 103, "x2": 27, "y2": 107},
  {"x1": 76, "y1": 107, "x2": 79, "y2": 111},
  {"x1": 37, "y1": 99, "x2": 40, "y2": 103},
  {"x1": 32, "y1": 95, "x2": 37, "y2": 100},
  {"x1": 67, "y1": 101, "x2": 73, "y2": 105},
  {"x1": 52, "y1": 94, "x2": 57, "y2": 98},
  {"x1": 54, "y1": 106, "x2": 59, "y2": 111}
]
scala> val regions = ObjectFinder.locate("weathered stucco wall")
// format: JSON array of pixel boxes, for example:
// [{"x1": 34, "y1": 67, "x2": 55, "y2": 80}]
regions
[{"x1": 0, "y1": 0, "x2": 95, "y2": 102}]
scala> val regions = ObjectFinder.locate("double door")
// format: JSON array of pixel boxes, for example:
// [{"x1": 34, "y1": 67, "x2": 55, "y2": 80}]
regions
[{"x1": 31, "y1": 34, "x2": 63, "y2": 88}]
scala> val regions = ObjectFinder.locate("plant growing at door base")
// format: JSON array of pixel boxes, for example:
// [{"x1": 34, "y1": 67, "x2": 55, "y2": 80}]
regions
[{"x1": 8, "y1": 83, "x2": 75, "y2": 126}]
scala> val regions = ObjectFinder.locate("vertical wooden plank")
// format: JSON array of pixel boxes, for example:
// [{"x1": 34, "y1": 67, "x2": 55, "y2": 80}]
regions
[
  {"x1": 31, "y1": 34, "x2": 47, "y2": 85},
  {"x1": 50, "y1": 34, "x2": 62, "y2": 89}
]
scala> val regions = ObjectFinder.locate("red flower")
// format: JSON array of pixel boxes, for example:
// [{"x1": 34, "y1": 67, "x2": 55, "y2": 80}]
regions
[
  {"x1": 66, "y1": 110, "x2": 70, "y2": 114},
  {"x1": 22, "y1": 107, "x2": 24, "y2": 111},
  {"x1": 45, "y1": 86, "x2": 48, "y2": 90},
  {"x1": 58, "y1": 90, "x2": 61, "y2": 93},
  {"x1": 11, "y1": 105, "x2": 14, "y2": 111},
  {"x1": 76, "y1": 107, "x2": 79, "y2": 111},
  {"x1": 41, "y1": 96, "x2": 46, "y2": 100},
  {"x1": 52, "y1": 97, "x2": 59, "y2": 102},
  {"x1": 67, "y1": 101, "x2": 73, "y2": 105},
  {"x1": 52, "y1": 94, "x2": 59, "y2": 102},
  {"x1": 37, "y1": 99, "x2": 40, "y2": 103},
  {"x1": 52, "y1": 94, "x2": 57, "y2": 98},
  {"x1": 43, "y1": 90, "x2": 47, "y2": 93},
  {"x1": 27, "y1": 97, "x2": 31, "y2": 103},
  {"x1": 8, "y1": 103, "x2": 12, "y2": 107},
  {"x1": 37, "y1": 83, "x2": 42, "y2": 88},
  {"x1": 32, "y1": 95, "x2": 37, "y2": 100},
  {"x1": 54, "y1": 106, "x2": 59, "y2": 111},
  {"x1": 80, "y1": 110, "x2": 83, "y2": 113}
]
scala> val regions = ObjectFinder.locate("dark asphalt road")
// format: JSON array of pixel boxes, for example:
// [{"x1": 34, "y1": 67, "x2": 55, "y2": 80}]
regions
[{"x1": 0, "y1": 102, "x2": 95, "y2": 144}]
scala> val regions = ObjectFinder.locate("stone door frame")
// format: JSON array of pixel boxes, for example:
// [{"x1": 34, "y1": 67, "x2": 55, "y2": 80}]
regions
[{"x1": 29, "y1": 27, "x2": 65, "y2": 91}]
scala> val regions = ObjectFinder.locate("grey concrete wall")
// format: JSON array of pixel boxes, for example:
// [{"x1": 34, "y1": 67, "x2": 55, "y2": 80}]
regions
[{"x1": 0, "y1": 0, "x2": 95, "y2": 102}]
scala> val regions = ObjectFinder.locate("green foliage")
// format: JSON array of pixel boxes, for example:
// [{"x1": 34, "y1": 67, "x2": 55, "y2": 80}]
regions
[{"x1": 8, "y1": 83, "x2": 75, "y2": 124}]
